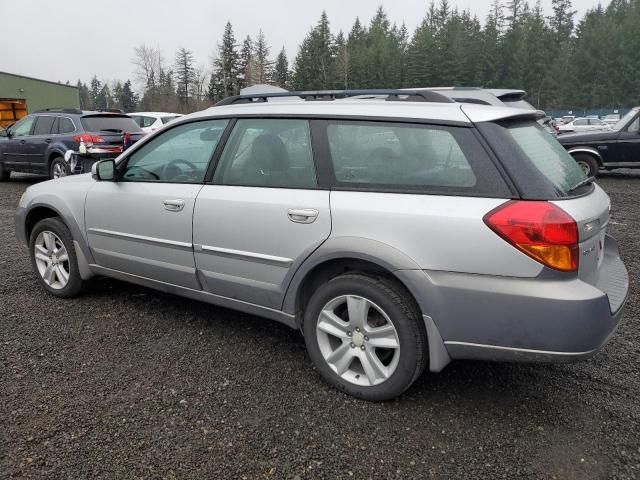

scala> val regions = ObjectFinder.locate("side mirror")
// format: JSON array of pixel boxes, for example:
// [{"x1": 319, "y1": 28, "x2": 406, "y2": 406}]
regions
[
  {"x1": 92, "y1": 159, "x2": 116, "y2": 181},
  {"x1": 0, "y1": 129, "x2": 7, "y2": 138}
]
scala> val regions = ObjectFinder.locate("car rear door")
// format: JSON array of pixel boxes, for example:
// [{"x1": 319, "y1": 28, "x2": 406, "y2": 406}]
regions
[
  {"x1": 617, "y1": 113, "x2": 640, "y2": 164},
  {"x1": 29, "y1": 115, "x2": 57, "y2": 172},
  {"x1": 85, "y1": 119, "x2": 229, "y2": 289},
  {"x1": 192, "y1": 118, "x2": 331, "y2": 309}
]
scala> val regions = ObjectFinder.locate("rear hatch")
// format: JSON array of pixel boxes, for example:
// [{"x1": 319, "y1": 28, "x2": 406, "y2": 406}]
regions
[
  {"x1": 79, "y1": 114, "x2": 145, "y2": 153},
  {"x1": 477, "y1": 118, "x2": 625, "y2": 310}
]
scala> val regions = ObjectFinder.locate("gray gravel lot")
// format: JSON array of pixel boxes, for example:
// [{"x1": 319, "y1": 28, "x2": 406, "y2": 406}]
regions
[{"x1": 1, "y1": 173, "x2": 639, "y2": 479}]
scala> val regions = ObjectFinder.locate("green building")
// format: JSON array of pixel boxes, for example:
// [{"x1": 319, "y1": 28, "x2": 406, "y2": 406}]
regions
[{"x1": 0, "y1": 71, "x2": 80, "y2": 127}]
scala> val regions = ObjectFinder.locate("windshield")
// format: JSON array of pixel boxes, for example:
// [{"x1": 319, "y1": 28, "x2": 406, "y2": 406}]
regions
[
  {"x1": 506, "y1": 123, "x2": 587, "y2": 194},
  {"x1": 613, "y1": 108, "x2": 639, "y2": 131},
  {"x1": 81, "y1": 115, "x2": 142, "y2": 133}
]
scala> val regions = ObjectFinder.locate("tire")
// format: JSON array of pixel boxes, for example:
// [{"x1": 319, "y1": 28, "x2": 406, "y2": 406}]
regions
[
  {"x1": 49, "y1": 156, "x2": 68, "y2": 180},
  {"x1": 573, "y1": 153, "x2": 600, "y2": 177},
  {"x1": 29, "y1": 217, "x2": 84, "y2": 298},
  {"x1": 303, "y1": 273, "x2": 428, "y2": 401},
  {"x1": 0, "y1": 162, "x2": 10, "y2": 181}
]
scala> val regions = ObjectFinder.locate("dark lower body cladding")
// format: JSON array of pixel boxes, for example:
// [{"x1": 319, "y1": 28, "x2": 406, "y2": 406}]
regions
[
  {"x1": 70, "y1": 154, "x2": 117, "y2": 174},
  {"x1": 398, "y1": 235, "x2": 628, "y2": 368}
]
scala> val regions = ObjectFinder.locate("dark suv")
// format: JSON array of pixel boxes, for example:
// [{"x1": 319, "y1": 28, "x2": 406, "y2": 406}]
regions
[{"x1": 0, "y1": 109, "x2": 144, "y2": 180}]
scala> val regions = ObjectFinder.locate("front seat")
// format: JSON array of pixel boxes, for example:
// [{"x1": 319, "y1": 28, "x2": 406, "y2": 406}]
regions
[{"x1": 245, "y1": 134, "x2": 290, "y2": 186}]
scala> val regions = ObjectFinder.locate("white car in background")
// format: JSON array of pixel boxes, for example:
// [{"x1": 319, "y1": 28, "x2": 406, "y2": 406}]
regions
[
  {"x1": 558, "y1": 117, "x2": 611, "y2": 134},
  {"x1": 128, "y1": 112, "x2": 183, "y2": 133}
]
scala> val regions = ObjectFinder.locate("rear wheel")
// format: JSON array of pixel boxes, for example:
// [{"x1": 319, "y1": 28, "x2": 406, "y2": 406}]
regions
[
  {"x1": 303, "y1": 273, "x2": 427, "y2": 401},
  {"x1": 0, "y1": 162, "x2": 10, "y2": 181},
  {"x1": 573, "y1": 153, "x2": 600, "y2": 177},
  {"x1": 50, "y1": 157, "x2": 68, "y2": 180}
]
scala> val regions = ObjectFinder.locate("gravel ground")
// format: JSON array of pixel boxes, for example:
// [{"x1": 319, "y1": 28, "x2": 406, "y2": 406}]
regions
[{"x1": 1, "y1": 172, "x2": 639, "y2": 480}]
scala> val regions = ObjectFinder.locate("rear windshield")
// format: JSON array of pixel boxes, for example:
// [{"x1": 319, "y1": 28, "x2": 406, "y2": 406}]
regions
[
  {"x1": 81, "y1": 115, "x2": 142, "y2": 133},
  {"x1": 506, "y1": 123, "x2": 586, "y2": 193}
]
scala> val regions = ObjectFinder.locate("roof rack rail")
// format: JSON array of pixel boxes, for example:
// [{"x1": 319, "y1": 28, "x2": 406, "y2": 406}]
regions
[
  {"x1": 215, "y1": 89, "x2": 455, "y2": 106},
  {"x1": 33, "y1": 107, "x2": 83, "y2": 114}
]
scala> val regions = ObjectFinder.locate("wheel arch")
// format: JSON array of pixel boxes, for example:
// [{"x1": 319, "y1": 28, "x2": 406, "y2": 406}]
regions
[{"x1": 567, "y1": 147, "x2": 604, "y2": 166}]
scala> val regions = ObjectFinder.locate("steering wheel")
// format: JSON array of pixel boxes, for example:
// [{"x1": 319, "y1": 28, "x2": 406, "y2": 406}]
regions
[
  {"x1": 164, "y1": 158, "x2": 199, "y2": 181},
  {"x1": 123, "y1": 165, "x2": 160, "y2": 180}
]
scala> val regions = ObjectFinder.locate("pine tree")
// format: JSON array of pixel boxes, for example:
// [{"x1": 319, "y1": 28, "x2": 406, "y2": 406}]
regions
[
  {"x1": 254, "y1": 30, "x2": 274, "y2": 84},
  {"x1": 237, "y1": 35, "x2": 255, "y2": 90},
  {"x1": 95, "y1": 84, "x2": 111, "y2": 110},
  {"x1": 119, "y1": 80, "x2": 138, "y2": 112},
  {"x1": 274, "y1": 47, "x2": 289, "y2": 88},
  {"x1": 209, "y1": 21, "x2": 240, "y2": 101},
  {"x1": 291, "y1": 11, "x2": 336, "y2": 90},
  {"x1": 77, "y1": 80, "x2": 91, "y2": 110},
  {"x1": 174, "y1": 47, "x2": 196, "y2": 107},
  {"x1": 89, "y1": 76, "x2": 102, "y2": 110}
]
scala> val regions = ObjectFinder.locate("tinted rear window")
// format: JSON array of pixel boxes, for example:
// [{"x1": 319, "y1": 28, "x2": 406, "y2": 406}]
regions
[
  {"x1": 319, "y1": 120, "x2": 511, "y2": 196},
  {"x1": 81, "y1": 115, "x2": 142, "y2": 133},
  {"x1": 505, "y1": 123, "x2": 586, "y2": 193}
]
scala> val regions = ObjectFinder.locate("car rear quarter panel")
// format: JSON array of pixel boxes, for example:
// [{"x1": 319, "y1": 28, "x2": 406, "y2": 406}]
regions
[{"x1": 327, "y1": 191, "x2": 544, "y2": 277}]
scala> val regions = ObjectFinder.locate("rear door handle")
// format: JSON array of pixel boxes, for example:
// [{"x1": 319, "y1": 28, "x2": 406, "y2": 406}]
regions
[
  {"x1": 288, "y1": 208, "x2": 319, "y2": 224},
  {"x1": 163, "y1": 199, "x2": 185, "y2": 212},
  {"x1": 20, "y1": 140, "x2": 26, "y2": 144},
  {"x1": 45, "y1": 138, "x2": 52, "y2": 143}
]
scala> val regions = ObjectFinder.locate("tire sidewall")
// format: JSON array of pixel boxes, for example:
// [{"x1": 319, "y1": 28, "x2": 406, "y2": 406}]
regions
[
  {"x1": 303, "y1": 275, "x2": 423, "y2": 401},
  {"x1": 29, "y1": 218, "x2": 82, "y2": 297}
]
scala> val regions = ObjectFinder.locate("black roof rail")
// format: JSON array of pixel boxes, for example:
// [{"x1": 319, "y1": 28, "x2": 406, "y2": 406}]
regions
[
  {"x1": 33, "y1": 107, "x2": 83, "y2": 114},
  {"x1": 215, "y1": 89, "x2": 455, "y2": 106}
]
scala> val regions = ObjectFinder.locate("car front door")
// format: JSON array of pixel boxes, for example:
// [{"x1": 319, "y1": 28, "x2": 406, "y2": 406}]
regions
[
  {"x1": 617, "y1": 114, "x2": 640, "y2": 164},
  {"x1": 193, "y1": 118, "x2": 331, "y2": 309},
  {"x1": 84, "y1": 118, "x2": 229, "y2": 289},
  {"x1": 1, "y1": 115, "x2": 36, "y2": 169}
]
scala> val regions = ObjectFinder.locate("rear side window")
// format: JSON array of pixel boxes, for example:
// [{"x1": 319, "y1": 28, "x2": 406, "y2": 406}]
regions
[
  {"x1": 33, "y1": 116, "x2": 56, "y2": 135},
  {"x1": 506, "y1": 123, "x2": 585, "y2": 193},
  {"x1": 319, "y1": 120, "x2": 510, "y2": 196},
  {"x1": 81, "y1": 115, "x2": 142, "y2": 133},
  {"x1": 162, "y1": 116, "x2": 180, "y2": 124},
  {"x1": 214, "y1": 118, "x2": 316, "y2": 188}
]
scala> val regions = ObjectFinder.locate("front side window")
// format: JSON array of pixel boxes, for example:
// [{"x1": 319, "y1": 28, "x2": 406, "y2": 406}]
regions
[
  {"x1": 11, "y1": 116, "x2": 35, "y2": 137},
  {"x1": 121, "y1": 119, "x2": 228, "y2": 183},
  {"x1": 326, "y1": 122, "x2": 476, "y2": 188},
  {"x1": 627, "y1": 116, "x2": 639, "y2": 133},
  {"x1": 573, "y1": 119, "x2": 588, "y2": 126},
  {"x1": 214, "y1": 118, "x2": 316, "y2": 188}
]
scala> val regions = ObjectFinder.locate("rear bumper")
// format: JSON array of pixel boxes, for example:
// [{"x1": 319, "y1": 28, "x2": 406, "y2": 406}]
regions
[{"x1": 397, "y1": 235, "x2": 628, "y2": 367}]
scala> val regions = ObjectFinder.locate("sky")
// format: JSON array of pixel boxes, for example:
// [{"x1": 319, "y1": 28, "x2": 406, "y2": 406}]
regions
[{"x1": 1, "y1": 0, "x2": 601, "y2": 91}]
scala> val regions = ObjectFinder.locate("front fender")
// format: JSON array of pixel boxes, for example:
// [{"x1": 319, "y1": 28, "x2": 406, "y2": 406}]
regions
[{"x1": 567, "y1": 146, "x2": 604, "y2": 165}]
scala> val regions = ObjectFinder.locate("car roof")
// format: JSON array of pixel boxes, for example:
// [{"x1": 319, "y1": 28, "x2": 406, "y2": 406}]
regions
[{"x1": 190, "y1": 99, "x2": 538, "y2": 124}]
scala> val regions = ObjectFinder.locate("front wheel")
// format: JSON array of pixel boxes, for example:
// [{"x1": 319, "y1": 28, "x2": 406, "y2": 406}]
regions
[
  {"x1": 29, "y1": 218, "x2": 85, "y2": 297},
  {"x1": 303, "y1": 273, "x2": 428, "y2": 401}
]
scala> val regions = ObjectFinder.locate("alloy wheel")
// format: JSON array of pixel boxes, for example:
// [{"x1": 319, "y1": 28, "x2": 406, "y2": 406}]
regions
[
  {"x1": 34, "y1": 231, "x2": 70, "y2": 289},
  {"x1": 316, "y1": 295, "x2": 401, "y2": 387},
  {"x1": 52, "y1": 162, "x2": 67, "y2": 179}
]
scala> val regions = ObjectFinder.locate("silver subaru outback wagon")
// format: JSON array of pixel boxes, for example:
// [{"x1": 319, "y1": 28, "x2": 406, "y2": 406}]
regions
[{"x1": 14, "y1": 90, "x2": 629, "y2": 401}]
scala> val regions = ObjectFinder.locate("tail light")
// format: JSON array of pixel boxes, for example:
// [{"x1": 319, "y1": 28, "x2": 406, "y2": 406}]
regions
[
  {"x1": 73, "y1": 134, "x2": 105, "y2": 145},
  {"x1": 483, "y1": 201, "x2": 579, "y2": 272}
]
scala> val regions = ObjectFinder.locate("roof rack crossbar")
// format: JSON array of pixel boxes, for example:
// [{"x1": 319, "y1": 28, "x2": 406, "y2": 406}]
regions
[{"x1": 215, "y1": 89, "x2": 455, "y2": 106}]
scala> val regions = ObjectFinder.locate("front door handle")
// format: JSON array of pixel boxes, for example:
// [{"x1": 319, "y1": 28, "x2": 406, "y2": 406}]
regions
[
  {"x1": 45, "y1": 138, "x2": 52, "y2": 143},
  {"x1": 288, "y1": 208, "x2": 318, "y2": 224},
  {"x1": 163, "y1": 199, "x2": 185, "y2": 212}
]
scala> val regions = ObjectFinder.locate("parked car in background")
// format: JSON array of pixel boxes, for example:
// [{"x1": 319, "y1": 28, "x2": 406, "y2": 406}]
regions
[
  {"x1": 15, "y1": 90, "x2": 628, "y2": 401},
  {"x1": 129, "y1": 112, "x2": 183, "y2": 133},
  {"x1": 559, "y1": 115, "x2": 576, "y2": 124},
  {"x1": 558, "y1": 106, "x2": 640, "y2": 176},
  {"x1": 0, "y1": 109, "x2": 144, "y2": 180},
  {"x1": 603, "y1": 113, "x2": 621, "y2": 125},
  {"x1": 558, "y1": 117, "x2": 611, "y2": 134}
]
